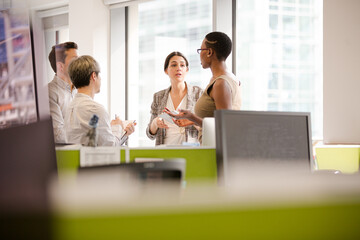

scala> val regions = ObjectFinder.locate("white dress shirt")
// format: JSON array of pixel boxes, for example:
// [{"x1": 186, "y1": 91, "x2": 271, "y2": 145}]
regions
[
  {"x1": 48, "y1": 75, "x2": 75, "y2": 143},
  {"x1": 163, "y1": 93, "x2": 187, "y2": 145},
  {"x1": 65, "y1": 93, "x2": 122, "y2": 146}
]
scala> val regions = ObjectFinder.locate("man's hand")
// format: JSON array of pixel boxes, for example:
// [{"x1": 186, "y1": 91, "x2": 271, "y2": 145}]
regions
[{"x1": 124, "y1": 121, "x2": 137, "y2": 136}]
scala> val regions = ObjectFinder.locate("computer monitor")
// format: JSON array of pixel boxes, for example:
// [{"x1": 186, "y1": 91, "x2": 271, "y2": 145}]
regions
[{"x1": 215, "y1": 110, "x2": 313, "y2": 185}]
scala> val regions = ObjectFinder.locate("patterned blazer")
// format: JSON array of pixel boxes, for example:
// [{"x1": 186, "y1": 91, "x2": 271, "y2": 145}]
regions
[{"x1": 146, "y1": 82, "x2": 203, "y2": 145}]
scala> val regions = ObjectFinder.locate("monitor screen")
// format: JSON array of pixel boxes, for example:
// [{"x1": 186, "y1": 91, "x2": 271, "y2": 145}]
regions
[{"x1": 215, "y1": 110, "x2": 313, "y2": 184}]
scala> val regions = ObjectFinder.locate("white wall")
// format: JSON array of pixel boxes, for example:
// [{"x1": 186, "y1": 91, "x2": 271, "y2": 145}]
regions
[
  {"x1": 29, "y1": 0, "x2": 68, "y2": 10},
  {"x1": 69, "y1": 0, "x2": 110, "y2": 109},
  {"x1": 109, "y1": 7, "x2": 126, "y2": 119},
  {"x1": 323, "y1": 0, "x2": 360, "y2": 144}
]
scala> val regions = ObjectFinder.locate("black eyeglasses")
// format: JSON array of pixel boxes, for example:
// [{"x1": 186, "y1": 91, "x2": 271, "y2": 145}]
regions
[{"x1": 197, "y1": 48, "x2": 209, "y2": 54}]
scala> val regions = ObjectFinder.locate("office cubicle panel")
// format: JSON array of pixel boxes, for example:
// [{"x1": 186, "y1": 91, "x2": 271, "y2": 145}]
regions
[
  {"x1": 215, "y1": 110, "x2": 313, "y2": 185},
  {"x1": 0, "y1": 118, "x2": 57, "y2": 238},
  {"x1": 0, "y1": 117, "x2": 57, "y2": 212}
]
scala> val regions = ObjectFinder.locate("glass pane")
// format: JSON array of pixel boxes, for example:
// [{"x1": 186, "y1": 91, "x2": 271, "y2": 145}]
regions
[
  {"x1": 299, "y1": 16, "x2": 313, "y2": 33},
  {"x1": 269, "y1": 14, "x2": 278, "y2": 30},
  {"x1": 236, "y1": 0, "x2": 323, "y2": 139},
  {"x1": 268, "y1": 73, "x2": 278, "y2": 89},
  {"x1": 130, "y1": 0, "x2": 212, "y2": 146},
  {"x1": 282, "y1": 73, "x2": 296, "y2": 90},
  {"x1": 283, "y1": 15, "x2": 296, "y2": 32}
]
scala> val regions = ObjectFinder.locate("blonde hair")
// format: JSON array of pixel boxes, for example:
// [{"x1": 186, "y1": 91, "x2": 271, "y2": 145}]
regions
[{"x1": 68, "y1": 55, "x2": 100, "y2": 88}]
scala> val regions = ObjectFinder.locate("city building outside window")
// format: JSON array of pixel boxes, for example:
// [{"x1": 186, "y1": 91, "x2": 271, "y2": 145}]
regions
[{"x1": 236, "y1": 0, "x2": 323, "y2": 139}]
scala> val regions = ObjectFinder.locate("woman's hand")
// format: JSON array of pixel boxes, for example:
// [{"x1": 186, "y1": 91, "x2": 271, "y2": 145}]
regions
[
  {"x1": 164, "y1": 108, "x2": 192, "y2": 120},
  {"x1": 173, "y1": 118, "x2": 194, "y2": 127},
  {"x1": 163, "y1": 108, "x2": 195, "y2": 127},
  {"x1": 154, "y1": 117, "x2": 169, "y2": 129},
  {"x1": 149, "y1": 117, "x2": 168, "y2": 135},
  {"x1": 164, "y1": 108, "x2": 202, "y2": 127}
]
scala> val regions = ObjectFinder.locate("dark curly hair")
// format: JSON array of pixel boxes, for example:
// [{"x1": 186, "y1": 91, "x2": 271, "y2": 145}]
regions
[{"x1": 204, "y1": 32, "x2": 232, "y2": 61}]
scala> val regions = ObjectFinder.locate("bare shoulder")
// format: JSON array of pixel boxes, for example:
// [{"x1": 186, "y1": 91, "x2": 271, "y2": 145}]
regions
[
  {"x1": 213, "y1": 77, "x2": 231, "y2": 90},
  {"x1": 215, "y1": 74, "x2": 240, "y2": 87}
]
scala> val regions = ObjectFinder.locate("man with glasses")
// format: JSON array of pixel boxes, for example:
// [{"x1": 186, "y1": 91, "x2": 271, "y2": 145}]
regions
[{"x1": 48, "y1": 42, "x2": 78, "y2": 143}]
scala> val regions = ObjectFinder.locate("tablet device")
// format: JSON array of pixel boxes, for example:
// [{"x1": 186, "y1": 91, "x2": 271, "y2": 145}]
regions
[{"x1": 158, "y1": 112, "x2": 174, "y2": 123}]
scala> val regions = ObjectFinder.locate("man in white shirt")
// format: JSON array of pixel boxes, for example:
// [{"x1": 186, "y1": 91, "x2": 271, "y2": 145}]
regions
[
  {"x1": 65, "y1": 55, "x2": 136, "y2": 146},
  {"x1": 48, "y1": 42, "x2": 78, "y2": 143}
]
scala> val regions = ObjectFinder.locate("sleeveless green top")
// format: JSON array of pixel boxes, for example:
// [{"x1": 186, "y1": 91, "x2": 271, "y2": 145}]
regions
[{"x1": 194, "y1": 75, "x2": 241, "y2": 118}]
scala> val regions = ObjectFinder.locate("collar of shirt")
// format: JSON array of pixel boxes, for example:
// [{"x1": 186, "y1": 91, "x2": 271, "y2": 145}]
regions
[
  {"x1": 74, "y1": 92, "x2": 93, "y2": 100},
  {"x1": 54, "y1": 75, "x2": 72, "y2": 93}
]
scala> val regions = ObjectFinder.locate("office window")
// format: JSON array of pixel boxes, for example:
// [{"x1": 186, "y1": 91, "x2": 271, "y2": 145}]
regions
[
  {"x1": 283, "y1": 15, "x2": 296, "y2": 32},
  {"x1": 126, "y1": 0, "x2": 212, "y2": 146},
  {"x1": 269, "y1": 14, "x2": 278, "y2": 30},
  {"x1": 236, "y1": 0, "x2": 323, "y2": 139},
  {"x1": 268, "y1": 73, "x2": 278, "y2": 89}
]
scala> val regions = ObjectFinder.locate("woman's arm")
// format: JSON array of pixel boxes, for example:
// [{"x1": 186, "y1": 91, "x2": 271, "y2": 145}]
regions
[
  {"x1": 146, "y1": 91, "x2": 169, "y2": 138},
  {"x1": 146, "y1": 95, "x2": 160, "y2": 138},
  {"x1": 210, "y1": 78, "x2": 233, "y2": 110}
]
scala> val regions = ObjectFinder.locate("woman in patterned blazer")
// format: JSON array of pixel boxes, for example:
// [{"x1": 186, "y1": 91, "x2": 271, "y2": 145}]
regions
[{"x1": 146, "y1": 51, "x2": 203, "y2": 145}]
